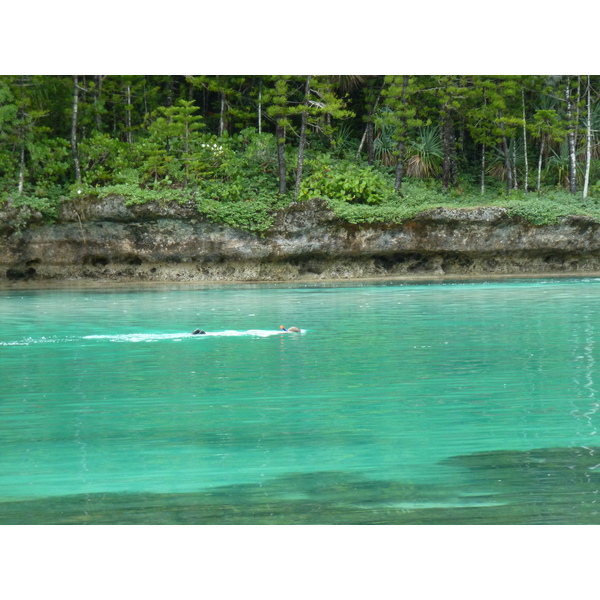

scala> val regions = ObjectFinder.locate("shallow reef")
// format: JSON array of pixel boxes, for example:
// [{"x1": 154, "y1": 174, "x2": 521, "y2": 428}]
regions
[{"x1": 2, "y1": 446, "x2": 599, "y2": 525}]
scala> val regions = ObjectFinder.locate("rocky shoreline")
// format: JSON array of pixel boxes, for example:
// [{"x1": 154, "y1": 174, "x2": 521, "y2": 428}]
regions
[{"x1": 2, "y1": 196, "x2": 600, "y2": 285}]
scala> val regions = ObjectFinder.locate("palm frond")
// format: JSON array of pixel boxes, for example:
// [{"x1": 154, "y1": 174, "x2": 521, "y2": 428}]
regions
[{"x1": 406, "y1": 127, "x2": 443, "y2": 178}]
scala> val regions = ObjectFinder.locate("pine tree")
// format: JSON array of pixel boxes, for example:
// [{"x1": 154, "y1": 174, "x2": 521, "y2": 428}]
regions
[
  {"x1": 0, "y1": 79, "x2": 20, "y2": 189},
  {"x1": 291, "y1": 76, "x2": 353, "y2": 200},
  {"x1": 383, "y1": 76, "x2": 426, "y2": 191},
  {"x1": 583, "y1": 76, "x2": 592, "y2": 199},
  {"x1": 265, "y1": 77, "x2": 294, "y2": 195},
  {"x1": 294, "y1": 76, "x2": 312, "y2": 201},
  {"x1": 68, "y1": 76, "x2": 80, "y2": 183},
  {"x1": 564, "y1": 76, "x2": 579, "y2": 193},
  {"x1": 531, "y1": 108, "x2": 566, "y2": 193},
  {"x1": 147, "y1": 98, "x2": 204, "y2": 188},
  {"x1": 431, "y1": 76, "x2": 470, "y2": 191},
  {"x1": 464, "y1": 76, "x2": 524, "y2": 194},
  {"x1": 465, "y1": 77, "x2": 498, "y2": 194},
  {"x1": 357, "y1": 77, "x2": 385, "y2": 165},
  {"x1": 187, "y1": 76, "x2": 252, "y2": 137}
]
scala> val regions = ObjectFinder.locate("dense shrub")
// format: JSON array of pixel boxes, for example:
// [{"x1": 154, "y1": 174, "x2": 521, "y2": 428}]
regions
[{"x1": 299, "y1": 156, "x2": 398, "y2": 205}]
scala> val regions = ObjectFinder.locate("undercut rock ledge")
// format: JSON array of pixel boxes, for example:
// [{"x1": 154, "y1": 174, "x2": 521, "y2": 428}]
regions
[{"x1": 2, "y1": 197, "x2": 600, "y2": 284}]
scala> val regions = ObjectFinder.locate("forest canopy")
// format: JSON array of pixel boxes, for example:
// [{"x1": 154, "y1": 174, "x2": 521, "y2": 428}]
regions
[{"x1": 1, "y1": 75, "x2": 600, "y2": 232}]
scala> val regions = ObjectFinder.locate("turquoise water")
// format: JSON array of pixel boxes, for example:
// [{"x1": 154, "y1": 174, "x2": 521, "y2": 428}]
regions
[{"x1": 1, "y1": 278, "x2": 600, "y2": 524}]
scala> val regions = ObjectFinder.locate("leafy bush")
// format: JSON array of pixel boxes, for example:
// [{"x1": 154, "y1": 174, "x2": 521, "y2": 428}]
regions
[
  {"x1": 73, "y1": 182, "x2": 195, "y2": 206},
  {"x1": 299, "y1": 156, "x2": 398, "y2": 205},
  {"x1": 505, "y1": 189, "x2": 600, "y2": 224},
  {"x1": 28, "y1": 138, "x2": 72, "y2": 187},
  {"x1": 198, "y1": 192, "x2": 289, "y2": 234},
  {"x1": 589, "y1": 179, "x2": 600, "y2": 198},
  {"x1": 2, "y1": 189, "x2": 62, "y2": 222},
  {"x1": 222, "y1": 128, "x2": 279, "y2": 176},
  {"x1": 194, "y1": 168, "x2": 288, "y2": 233},
  {"x1": 79, "y1": 133, "x2": 138, "y2": 186},
  {"x1": 187, "y1": 135, "x2": 232, "y2": 181},
  {"x1": 76, "y1": 163, "x2": 289, "y2": 234}
]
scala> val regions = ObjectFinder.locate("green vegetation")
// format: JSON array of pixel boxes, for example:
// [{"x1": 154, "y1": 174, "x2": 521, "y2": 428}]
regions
[{"x1": 1, "y1": 75, "x2": 600, "y2": 233}]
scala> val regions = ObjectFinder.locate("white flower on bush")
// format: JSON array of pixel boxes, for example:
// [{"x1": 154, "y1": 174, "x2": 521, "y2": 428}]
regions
[{"x1": 201, "y1": 142, "x2": 224, "y2": 156}]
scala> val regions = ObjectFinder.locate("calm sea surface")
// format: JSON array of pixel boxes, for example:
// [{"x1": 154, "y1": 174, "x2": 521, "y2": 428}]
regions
[{"x1": 1, "y1": 277, "x2": 600, "y2": 524}]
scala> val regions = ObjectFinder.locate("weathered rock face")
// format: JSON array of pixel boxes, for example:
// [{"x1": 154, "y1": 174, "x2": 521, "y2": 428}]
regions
[{"x1": 2, "y1": 196, "x2": 600, "y2": 283}]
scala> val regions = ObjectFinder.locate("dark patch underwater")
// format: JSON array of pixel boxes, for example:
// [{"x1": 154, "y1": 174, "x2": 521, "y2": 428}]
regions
[{"x1": 3, "y1": 446, "x2": 600, "y2": 525}]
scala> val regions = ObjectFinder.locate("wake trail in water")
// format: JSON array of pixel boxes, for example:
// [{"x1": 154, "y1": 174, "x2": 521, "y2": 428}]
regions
[
  {"x1": 0, "y1": 336, "x2": 61, "y2": 347},
  {"x1": 84, "y1": 330, "x2": 287, "y2": 342},
  {"x1": 1, "y1": 330, "x2": 293, "y2": 346}
]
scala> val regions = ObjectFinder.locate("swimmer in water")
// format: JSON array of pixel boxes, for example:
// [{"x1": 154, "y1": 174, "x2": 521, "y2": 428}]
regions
[
  {"x1": 192, "y1": 329, "x2": 206, "y2": 335},
  {"x1": 280, "y1": 325, "x2": 301, "y2": 332}
]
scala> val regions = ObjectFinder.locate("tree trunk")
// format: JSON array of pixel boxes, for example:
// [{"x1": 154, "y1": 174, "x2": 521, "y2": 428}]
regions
[
  {"x1": 143, "y1": 77, "x2": 148, "y2": 116},
  {"x1": 81, "y1": 76, "x2": 87, "y2": 139},
  {"x1": 481, "y1": 143, "x2": 486, "y2": 195},
  {"x1": 294, "y1": 76, "x2": 312, "y2": 201},
  {"x1": 95, "y1": 75, "x2": 104, "y2": 130},
  {"x1": 325, "y1": 112, "x2": 333, "y2": 148},
  {"x1": 565, "y1": 79, "x2": 577, "y2": 193},
  {"x1": 501, "y1": 133, "x2": 512, "y2": 193},
  {"x1": 218, "y1": 92, "x2": 226, "y2": 137},
  {"x1": 512, "y1": 143, "x2": 518, "y2": 189},
  {"x1": 18, "y1": 142, "x2": 25, "y2": 196},
  {"x1": 125, "y1": 84, "x2": 132, "y2": 145},
  {"x1": 358, "y1": 81, "x2": 384, "y2": 162},
  {"x1": 71, "y1": 75, "x2": 81, "y2": 183},
  {"x1": 574, "y1": 76, "x2": 581, "y2": 144},
  {"x1": 498, "y1": 114, "x2": 512, "y2": 194},
  {"x1": 393, "y1": 75, "x2": 409, "y2": 192},
  {"x1": 276, "y1": 119, "x2": 286, "y2": 194},
  {"x1": 394, "y1": 139, "x2": 406, "y2": 192},
  {"x1": 258, "y1": 77, "x2": 262, "y2": 134},
  {"x1": 367, "y1": 121, "x2": 374, "y2": 165},
  {"x1": 442, "y1": 111, "x2": 457, "y2": 191},
  {"x1": 537, "y1": 135, "x2": 545, "y2": 193},
  {"x1": 202, "y1": 84, "x2": 208, "y2": 117},
  {"x1": 165, "y1": 78, "x2": 174, "y2": 107},
  {"x1": 521, "y1": 87, "x2": 529, "y2": 192},
  {"x1": 583, "y1": 76, "x2": 592, "y2": 199},
  {"x1": 183, "y1": 121, "x2": 190, "y2": 189}
]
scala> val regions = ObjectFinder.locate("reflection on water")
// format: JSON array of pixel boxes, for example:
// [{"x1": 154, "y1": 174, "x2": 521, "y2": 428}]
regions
[{"x1": 2, "y1": 278, "x2": 600, "y2": 524}]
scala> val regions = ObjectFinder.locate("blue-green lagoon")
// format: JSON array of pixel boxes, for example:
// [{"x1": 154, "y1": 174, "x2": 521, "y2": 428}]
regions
[{"x1": 2, "y1": 277, "x2": 600, "y2": 524}]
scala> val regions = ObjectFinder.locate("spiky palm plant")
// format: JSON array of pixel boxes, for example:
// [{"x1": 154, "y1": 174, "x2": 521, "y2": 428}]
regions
[
  {"x1": 406, "y1": 126, "x2": 443, "y2": 179},
  {"x1": 373, "y1": 107, "x2": 398, "y2": 166},
  {"x1": 373, "y1": 129, "x2": 397, "y2": 166},
  {"x1": 591, "y1": 103, "x2": 600, "y2": 159},
  {"x1": 487, "y1": 138, "x2": 526, "y2": 185},
  {"x1": 328, "y1": 75, "x2": 368, "y2": 95},
  {"x1": 331, "y1": 122, "x2": 358, "y2": 158},
  {"x1": 547, "y1": 141, "x2": 584, "y2": 188},
  {"x1": 577, "y1": 102, "x2": 600, "y2": 162},
  {"x1": 547, "y1": 149, "x2": 570, "y2": 188}
]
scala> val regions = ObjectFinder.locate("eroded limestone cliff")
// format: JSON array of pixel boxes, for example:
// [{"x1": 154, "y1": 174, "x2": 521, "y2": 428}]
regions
[{"x1": 2, "y1": 196, "x2": 600, "y2": 283}]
